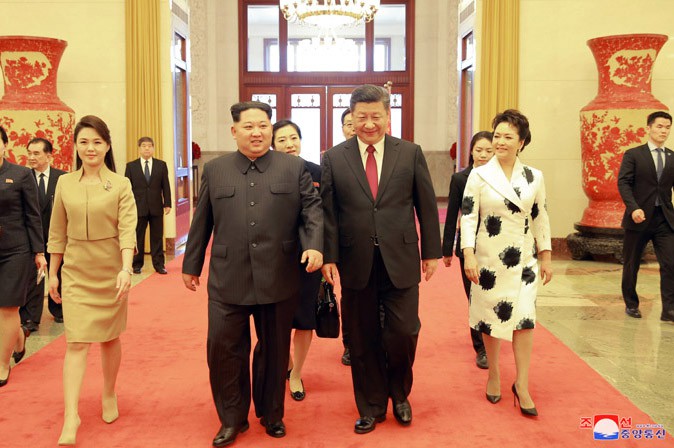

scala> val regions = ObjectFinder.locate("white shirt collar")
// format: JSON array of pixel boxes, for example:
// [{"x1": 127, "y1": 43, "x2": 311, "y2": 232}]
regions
[
  {"x1": 356, "y1": 137, "x2": 385, "y2": 156},
  {"x1": 648, "y1": 141, "x2": 664, "y2": 151},
  {"x1": 35, "y1": 165, "x2": 50, "y2": 177}
]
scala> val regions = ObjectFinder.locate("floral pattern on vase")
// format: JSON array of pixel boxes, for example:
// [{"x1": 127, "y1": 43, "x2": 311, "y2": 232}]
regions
[
  {"x1": 0, "y1": 36, "x2": 75, "y2": 171},
  {"x1": 579, "y1": 33, "x2": 668, "y2": 229}
]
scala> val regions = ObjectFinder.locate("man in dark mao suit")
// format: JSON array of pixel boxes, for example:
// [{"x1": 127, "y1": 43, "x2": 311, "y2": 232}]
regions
[
  {"x1": 182, "y1": 101, "x2": 323, "y2": 447},
  {"x1": 321, "y1": 85, "x2": 442, "y2": 434},
  {"x1": 20, "y1": 138, "x2": 66, "y2": 332},
  {"x1": 124, "y1": 137, "x2": 171, "y2": 274},
  {"x1": 618, "y1": 110, "x2": 674, "y2": 321}
]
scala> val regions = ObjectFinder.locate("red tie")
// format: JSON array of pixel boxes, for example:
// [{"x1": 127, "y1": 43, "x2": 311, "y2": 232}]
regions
[{"x1": 366, "y1": 145, "x2": 378, "y2": 199}]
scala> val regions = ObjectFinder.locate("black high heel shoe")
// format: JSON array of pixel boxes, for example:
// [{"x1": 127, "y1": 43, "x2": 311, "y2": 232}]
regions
[
  {"x1": 0, "y1": 366, "x2": 10, "y2": 387},
  {"x1": 12, "y1": 326, "x2": 29, "y2": 364},
  {"x1": 486, "y1": 393, "x2": 501, "y2": 404},
  {"x1": 512, "y1": 383, "x2": 538, "y2": 416}
]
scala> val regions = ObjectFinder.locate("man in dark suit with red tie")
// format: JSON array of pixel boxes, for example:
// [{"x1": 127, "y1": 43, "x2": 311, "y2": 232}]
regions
[
  {"x1": 182, "y1": 101, "x2": 323, "y2": 446},
  {"x1": 124, "y1": 137, "x2": 171, "y2": 274},
  {"x1": 321, "y1": 85, "x2": 442, "y2": 434},
  {"x1": 20, "y1": 138, "x2": 66, "y2": 332},
  {"x1": 618, "y1": 110, "x2": 674, "y2": 321}
]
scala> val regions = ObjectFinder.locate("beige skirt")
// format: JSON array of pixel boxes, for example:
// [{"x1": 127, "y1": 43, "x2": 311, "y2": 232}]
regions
[{"x1": 61, "y1": 236, "x2": 127, "y2": 342}]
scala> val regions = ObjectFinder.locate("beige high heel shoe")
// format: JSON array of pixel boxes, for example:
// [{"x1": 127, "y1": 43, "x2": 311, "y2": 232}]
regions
[
  {"x1": 102, "y1": 394, "x2": 119, "y2": 423},
  {"x1": 58, "y1": 415, "x2": 81, "y2": 446}
]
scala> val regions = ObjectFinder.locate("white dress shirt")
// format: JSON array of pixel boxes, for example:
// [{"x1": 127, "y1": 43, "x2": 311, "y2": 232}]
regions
[
  {"x1": 141, "y1": 157, "x2": 153, "y2": 175},
  {"x1": 647, "y1": 140, "x2": 666, "y2": 172},
  {"x1": 34, "y1": 165, "x2": 51, "y2": 195},
  {"x1": 357, "y1": 137, "x2": 385, "y2": 182}
]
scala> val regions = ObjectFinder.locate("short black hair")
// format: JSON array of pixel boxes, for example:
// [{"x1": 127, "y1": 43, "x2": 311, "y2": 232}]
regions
[
  {"x1": 468, "y1": 131, "x2": 493, "y2": 165},
  {"x1": 647, "y1": 111, "x2": 672, "y2": 126},
  {"x1": 28, "y1": 137, "x2": 53, "y2": 154},
  {"x1": 138, "y1": 136, "x2": 154, "y2": 146},
  {"x1": 492, "y1": 109, "x2": 532, "y2": 151},
  {"x1": 341, "y1": 108, "x2": 352, "y2": 125},
  {"x1": 272, "y1": 119, "x2": 302, "y2": 149},
  {"x1": 0, "y1": 126, "x2": 7, "y2": 145},
  {"x1": 350, "y1": 84, "x2": 390, "y2": 111},
  {"x1": 231, "y1": 101, "x2": 273, "y2": 122}
]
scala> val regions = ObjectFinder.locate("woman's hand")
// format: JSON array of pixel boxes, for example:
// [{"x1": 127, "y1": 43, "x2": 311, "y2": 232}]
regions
[
  {"x1": 116, "y1": 270, "x2": 132, "y2": 301},
  {"x1": 538, "y1": 250, "x2": 553, "y2": 285},
  {"x1": 463, "y1": 249, "x2": 479, "y2": 284},
  {"x1": 49, "y1": 275, "x2": 61, "y2": 304},
  {"x1": 442, "y1": 256, "x2": 453, "y2": 267}
]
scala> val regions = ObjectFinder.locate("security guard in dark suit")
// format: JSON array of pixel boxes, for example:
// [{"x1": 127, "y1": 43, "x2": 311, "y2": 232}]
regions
[
  {"x1": 182, "y1": 101, "x2": 323, "y2": 447},
  {"x1": 20, "y1": 138, "x2": 66, "y2": 331},
  {"x1": 618, "y1": 111, "x2": 674, "y2": 321},
  {"x1": 124, "y1": 137, "x2": 171, "y2": 274}
]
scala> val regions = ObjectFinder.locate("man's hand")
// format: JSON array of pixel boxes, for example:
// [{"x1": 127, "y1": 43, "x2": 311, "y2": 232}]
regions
[
  {"x1": 164, "y1": 207, "x2": 171, "y2": 215},
  {"x1": 301, "y1": 249, "x2": 323, "y2": 273},
  {"x1": 422, "y1": 259, "x2": 438, "y2": 281},
  {"x1": 442, "y1": 255, "x2": 453, "y2": 267},
  {"x1": 182, "y1": 273, "x2": 200, "y2": 291},
  {"x1": 321, "y1": 263, "x2": 339, "y2": 286},
  {"x1": 631, "y1": 208, "x2": 646, "y2": 224}
]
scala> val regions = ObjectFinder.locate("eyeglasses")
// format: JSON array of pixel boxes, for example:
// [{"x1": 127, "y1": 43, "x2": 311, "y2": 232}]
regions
[{"x1": 342, "y1": 123, "x2": 354, "y2": 129}]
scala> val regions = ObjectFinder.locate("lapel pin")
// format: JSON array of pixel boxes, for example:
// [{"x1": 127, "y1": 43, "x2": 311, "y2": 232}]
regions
[
  {"x1": 103, "y1": 180, "x2": 112, "y2": 191},
  {"x1": 5, "y1": 178, "x2": 14, "y2": 183}
]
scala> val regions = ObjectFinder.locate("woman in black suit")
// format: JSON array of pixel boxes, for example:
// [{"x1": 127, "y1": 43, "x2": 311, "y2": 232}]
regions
[
  {"x1": 442, "y1": 131, "x2": 493, "y2": 369},
  {"x1": 272, "y1": 119, "x2": 322, "y2": 402},
  {"x1": 0, "y1": 125, "x2": 47, "y2": 387}
]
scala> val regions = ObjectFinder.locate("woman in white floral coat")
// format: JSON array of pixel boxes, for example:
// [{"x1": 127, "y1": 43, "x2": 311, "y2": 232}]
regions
[{"x1": 460, "y1": 110, "x2": 552, "y2": 417}]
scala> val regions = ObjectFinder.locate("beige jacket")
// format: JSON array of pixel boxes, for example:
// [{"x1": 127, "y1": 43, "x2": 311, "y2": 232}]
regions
[{"x1": 48, "y1": 165, "x2": 137, "y2": 253}]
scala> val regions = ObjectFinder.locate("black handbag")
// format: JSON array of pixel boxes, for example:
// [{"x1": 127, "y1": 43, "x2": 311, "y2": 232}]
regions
[{"x1": 315, "y1": 280, "x2": 340, "y2": 338}]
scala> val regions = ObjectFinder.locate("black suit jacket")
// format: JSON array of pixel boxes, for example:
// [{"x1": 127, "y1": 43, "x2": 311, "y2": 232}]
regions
[
  {"x1": 125, "y1": 158, "x2": 171, "y2": 217},
  {"x1": 0, "y1": 161, "x2": 44, "y2": 253},
  {"x1": 32, "y1": 167, "x2": 65, "y2": 244},
  {"x1": 321, "y1": 135, "x2": 442, "y2": 290},
  {"x1": 618, "y1": 143, "x2": 674, "y2": 231},
  {"x1": 442, "y1": 166, "x2": 471, "y2": 258},
  {"x1": 182, "y1": 150, "x2": 323, "y2": 305}
]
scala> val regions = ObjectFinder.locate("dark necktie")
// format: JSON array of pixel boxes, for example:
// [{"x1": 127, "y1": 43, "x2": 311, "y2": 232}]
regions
[
  {"x1": 144, "y1": 160, "x2": 151, "y2": 183},
  {"x1": 38, "y1": 173, "x2": 46, "y2": 206},
  {"x1": 365, "y1": 145, "x2": 378, "y2": 199},
  {"x1": 656, "y1": 148, "x2": 664, "y2": 206}
]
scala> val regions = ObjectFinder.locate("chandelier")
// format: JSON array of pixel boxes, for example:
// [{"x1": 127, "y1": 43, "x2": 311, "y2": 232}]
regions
[{"x1": 280, "y1": 0, "x2": 380, "y2": 29}]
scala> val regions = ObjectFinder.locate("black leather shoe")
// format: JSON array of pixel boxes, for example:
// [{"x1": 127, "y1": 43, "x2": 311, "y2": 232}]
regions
[
  {"x1": 54, "y1": 316, "x2": 64, "y2": 323},
  {"x1": 12, "y1": 326, "x2": 29, "y2": 364},
  {"x1": 289, "y1": 379, "x2": 305, "y2": 401},
  {"x1": 393, "y1": 400, "x2": 412, "y2": 426},
  {"x1": 661, "y1": 310, "x2": 674, "y2": 322},
  {"x1": 476, "y1": 351, "x2": 488, "y2": 369},
  {"x1": 625, "y1": 307, "x2": 642, "y2": 319},
  {"x1": 212, "y1": 421, "x2": 249, "y2": 447},
  {"x1": 156, "y1": 267, "x2": 168, "y2": 275},
  {"x1": 341, "y1": 347, "x2": 351, "y2": 366},
  {"x1": 0, "y1": 366, "x2": 10, "y2": 387},
  {"x1": 354, "y1": 415, "x2": 386, "y2": 434},
  {"x1": 259, "y1": 418, "x2": 286, "y2": 438},
  {"x1": 22, "y1": 320, "x2": 39, "y2": 333},
  {"x1": 133, "y1": 268, "x2": 142, "y2": 274}
]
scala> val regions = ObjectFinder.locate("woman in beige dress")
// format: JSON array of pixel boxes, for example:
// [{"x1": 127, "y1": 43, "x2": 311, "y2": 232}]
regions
[{"x1": 48, "y1": 115, "x2": 137, "y2": 445}]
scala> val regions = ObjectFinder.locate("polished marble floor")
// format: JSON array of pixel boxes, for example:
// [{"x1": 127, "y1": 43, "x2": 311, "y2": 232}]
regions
[{"x1": 16, "y1": 254, "x2": 674, "y2": 433}]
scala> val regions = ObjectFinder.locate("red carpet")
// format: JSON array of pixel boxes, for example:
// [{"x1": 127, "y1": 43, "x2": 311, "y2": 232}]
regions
[{"x1": 2, "y1": 254, "x2": 673, "y2": 447}]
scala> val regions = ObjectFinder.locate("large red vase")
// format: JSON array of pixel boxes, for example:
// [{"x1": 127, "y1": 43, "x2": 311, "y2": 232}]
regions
[
  {"x1": 579, "y1": 33, "x2": 668, "y2": 229},
  {"x1": 0, "y1": 36, "x2": 75, "y2": 171}
]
